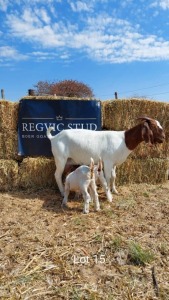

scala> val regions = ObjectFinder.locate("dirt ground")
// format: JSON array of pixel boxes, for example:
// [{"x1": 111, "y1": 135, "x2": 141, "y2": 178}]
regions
[{"x1": 0, "y1": 181, "x2": 169, "y2": 300}]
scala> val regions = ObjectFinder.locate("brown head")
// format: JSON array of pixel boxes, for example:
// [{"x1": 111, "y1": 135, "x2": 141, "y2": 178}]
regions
[
  {"x1": 137, "y1": 116, "x2": 165, "y2": 145},
  {"x1": 125, "y1": 116, "x2": 165, "y2": 150}
]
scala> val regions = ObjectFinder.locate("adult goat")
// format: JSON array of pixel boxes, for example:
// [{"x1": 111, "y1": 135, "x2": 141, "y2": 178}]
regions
[{"x1": 47, "y1": 116, "x2": 165, "y2": 199}]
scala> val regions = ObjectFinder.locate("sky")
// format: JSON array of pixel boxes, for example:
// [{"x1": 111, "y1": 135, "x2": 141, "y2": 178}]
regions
[{"x1": 1, "y1": 0, "x2": 169, "y2": 103}]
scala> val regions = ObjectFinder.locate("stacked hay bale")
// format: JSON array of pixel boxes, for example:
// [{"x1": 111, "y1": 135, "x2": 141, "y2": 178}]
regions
[
  {"x1": 0, "y1": 97, "x2": 56, "y2": 191},
  {"x1": 102, "y1": 98, "x2": 169, "y2": 185},
  {"x1": 0, "y1": 100, "x2": 19, "y2": 191},
  {"x1": 0, "y1": 96, "x2": 168, "y2": 192}
]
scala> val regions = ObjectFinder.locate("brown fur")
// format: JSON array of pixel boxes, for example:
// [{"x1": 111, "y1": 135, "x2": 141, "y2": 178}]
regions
[
  {"x1": 125, "y1": 117, "x2": 165, "y2": 151},
  {"x1": 62, "y1": 164, "x2": 80, "y2": 182}
]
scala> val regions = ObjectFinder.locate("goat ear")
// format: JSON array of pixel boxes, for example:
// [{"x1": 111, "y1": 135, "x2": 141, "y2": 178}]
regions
[
  {"x1": 137, "y1": 116, "x2": 152, "y2": 123},
  {"x1": 98, "y1": 157, "x2": 103, "y2": 171},
  {"x1": 142, "y1": 122, "x2": 153, "y2": 145},
  {"x1": 90, "y1": 157, "x2": 94, "y2": 168}
]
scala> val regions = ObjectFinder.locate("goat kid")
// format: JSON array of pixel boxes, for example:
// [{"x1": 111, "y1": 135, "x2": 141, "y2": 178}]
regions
[
  {"x1": 62, "y1": 158, "x2": 100, "y2": 214},
  {"x1": 47, "y1": 116, "x2": 165, "y2": 199},
  {"x1": 63, "y1": 158, "x2": 112, "y2": 202}
]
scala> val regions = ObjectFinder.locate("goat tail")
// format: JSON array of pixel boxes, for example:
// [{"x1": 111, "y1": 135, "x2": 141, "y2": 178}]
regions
[
  {"x1": 90, "y1": 157, "x2": 95, "y2": 179},
  {"x1": 46, "y1": 126, "x2": 55, "y2": 140}
]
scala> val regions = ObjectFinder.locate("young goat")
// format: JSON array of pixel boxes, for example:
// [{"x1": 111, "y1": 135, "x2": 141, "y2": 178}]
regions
[
  {"x1": 63, "y1": 158, "x2": 112, "y2": 202},
  {"x1": 47, "y1": 116, "x2": 165, "y2": 199},
  {"x1": 62, "y1": 158, "x2": 101, "y2": 214}
]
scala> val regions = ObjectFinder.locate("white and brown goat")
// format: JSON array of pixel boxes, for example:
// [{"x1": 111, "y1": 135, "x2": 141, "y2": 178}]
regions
[{"x1": 47, "y1": 116, "x2": 165, "y2": 199}]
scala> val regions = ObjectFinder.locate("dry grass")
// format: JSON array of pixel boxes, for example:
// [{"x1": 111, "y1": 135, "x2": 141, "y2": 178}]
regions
[{"x1": 0, "y1": 182, "x2": 168, "y2": 299}]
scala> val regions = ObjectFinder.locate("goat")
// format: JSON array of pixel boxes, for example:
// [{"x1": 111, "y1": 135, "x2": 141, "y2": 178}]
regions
[
  {"x1": 62, "y1": 158, "x2": 100, "y2": 213},
  {"x1": 47, "y1": 116, "x2": 165, "y2": 198},
  {"x1": 64, "y1": 163, "x2": 118, "y2": 197},
  {"x1": 62, "y1": 157, "x2": 112, "y2": 202}
]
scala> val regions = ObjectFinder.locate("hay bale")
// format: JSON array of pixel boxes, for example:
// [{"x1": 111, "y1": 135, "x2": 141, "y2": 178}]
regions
[
  {"x1": 20, "y1": 95, "x2": 94, "y2": 101},
  {"x1": 0, "y1": 100, "x2": 19, "y2": 131},
  {"x1": 116, "y1": 158, "x2": 168, "y2": 186},
  {"x1": 0, "y1": 130, "x2": 19, "y2": 160},
  {"x1": 0, "y1": 159, "x2": 18, "y2": 191},
  {"x1": 18, "y1": 157, "x2": 167, "y2": 191},
  {"x1": 18, "y1": 157, "x2": 57, "y2": 189},
  {"x1": 102, "y1": 98, "x2": 169, "y2": 130},
  {"x1": 130, "y1": 141, "x2": 169, "y2": 159},
  {"x1": 102, "y1": 99, "x2": 169, "y2": 158},
  {"x1": 0, "y1": 132, "x2": 5, "y2": 158}
]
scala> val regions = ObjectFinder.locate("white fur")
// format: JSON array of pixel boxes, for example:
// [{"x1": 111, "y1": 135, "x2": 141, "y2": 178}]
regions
[
  {"x1": 94, "y1": 162, "x2": 113, "y2": 202},
  {"x1": 47, "y1": 118, "x2": 165, "y2": 201},
  {"x1": 47, "y1": 127, "x2": 131, "y2": 198},
  {"x1": 156, "y1": 120, "x2": 163, "y2": 129},
  {"x1": 62, "y1": 158, "x2": 100, "y2": 214}
]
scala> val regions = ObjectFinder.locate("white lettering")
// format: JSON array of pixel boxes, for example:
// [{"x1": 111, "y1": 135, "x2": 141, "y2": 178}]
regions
[
  {"x1": 44, "y1": 123, "x2": 56, "y2": 130},
  {"x1": 22, "y1": 134, "x2": 35, "y2": 138},
  {"x1": 56, "y1": 123, "x2": 64, "y2": 131},
  {"x1": 90, "y1": 123, "x2": 97, "y2": 130},
  {"x1": 72, "y1": 255, "x2": 90, "y2": 265},
  {"x1": 36, "y1": 123, "x2": 44, "y2": 131},
  {"x1": 75, "y1": 123, "x2": 81, "y2": 129},
  {"x1": 68, "y1": 123, "x2": 73, "y2": 129},
  {"x1": 29, "y1": 123, "x2": 35, "y2": 131},
  {"x1": 36, "y1": 134, "x2": 46, "y2": 138},
  {"x1": 67, "y1": 123, "x2": 97, "y2": 130},
  {"x1": 21, "y1": 122, "x2": 98, "y2": 132},
  {"x1": 22, "y1": 123, "x2": 29, "y2": 131},
  {"x1": 93, "y1": 254, "x2": 106, "y2": 264}
]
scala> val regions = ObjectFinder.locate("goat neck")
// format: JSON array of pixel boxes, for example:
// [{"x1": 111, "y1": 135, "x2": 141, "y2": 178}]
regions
[{"x1": 124, "y1": 123, "x2": 144, "y2": 151}]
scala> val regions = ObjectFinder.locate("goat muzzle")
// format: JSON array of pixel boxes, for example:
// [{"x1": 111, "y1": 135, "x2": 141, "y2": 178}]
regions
[{"x1": 154, "y1": 132, "x2": 165, "y2": 144}]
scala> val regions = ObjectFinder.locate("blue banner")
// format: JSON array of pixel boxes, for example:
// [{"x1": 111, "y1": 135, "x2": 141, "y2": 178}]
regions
[{"x1": 18, "y1": 99, "x2": 101, "y2": 156}]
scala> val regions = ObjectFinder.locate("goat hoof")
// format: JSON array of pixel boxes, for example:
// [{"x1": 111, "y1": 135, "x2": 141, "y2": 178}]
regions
[
  {"x1": 95, "y1": 208, "x2": 101, "y2": 212},
  {"x1": 107, "y1": 196, "x2": 113, "y2": 202},
  {"x1": 61, "y1": 202, "x2": 68, "y2": 208}
]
